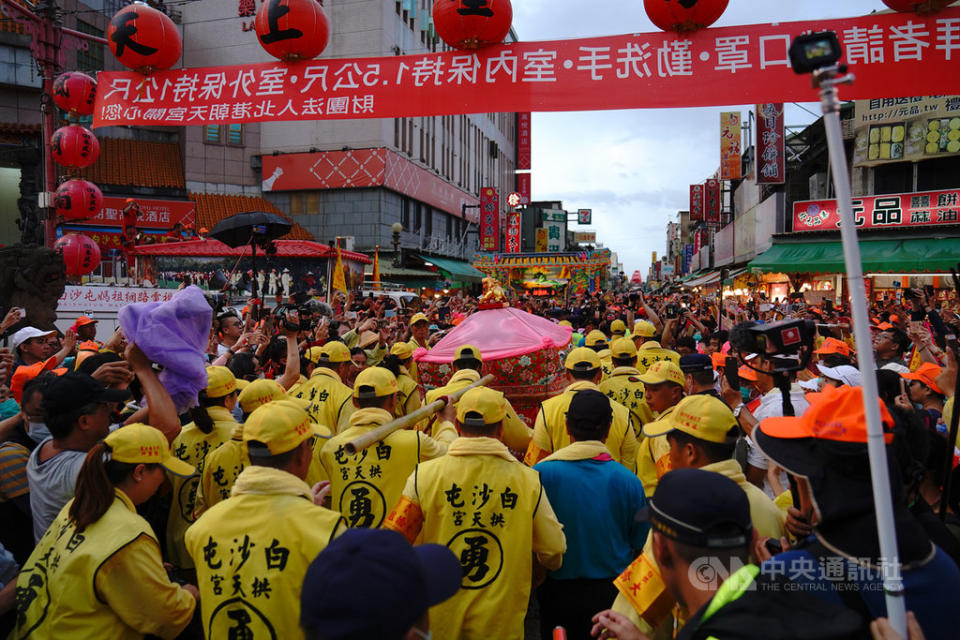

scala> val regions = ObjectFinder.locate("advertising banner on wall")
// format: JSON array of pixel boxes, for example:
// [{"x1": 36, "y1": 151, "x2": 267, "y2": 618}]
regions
[
  {"x1": 690, "y1": 184, "x2": 704, "y2": 221},
  {"x1": 852, "y1": 95, "x2": 960, "y2": 167},
  {"x1": 506, "y1": 212, "x2": 522, "y2": 253},
  {"x1": 535, "y1": 228, "x2": 548, "y2": 252},
  {"x1": 793, "y1": 189, "x2": 960, "y2": 231},
  {"x1": 479, "y1": 187, "x2": 499, "y2": 251},
  {"x1": 573, "y1": 231, "x2": 597, "y2": 243},
  {"x1": 720, "y1": 112, "x2": 742, "y2": 180},
  {"x1": 756, "y1": 102, "x2": 785, "y2": 183},
  {"x1": 517, "y1": 112, "x2": 532, "y2": 170},
  {"x1": 516, "y1": 172, "x2": 531, "y2": 204},
  {"x1": 86, "y1": 197, "x2": 196, "y2": 230},
  {"x1": 705, "y1": 178, "x2": 721, "y2": 224},
  {"x1": 95, "y1": 9, "x2": 960, "y2": 127}
]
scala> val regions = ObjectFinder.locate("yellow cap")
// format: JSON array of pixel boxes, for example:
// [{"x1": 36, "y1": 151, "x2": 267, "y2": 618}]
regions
[
  {"x1": 235, "y1": 379, "x2": 251, "y2": 391},
  {"x1": 639, "y1": 341, "x2": 662, "y2": 350},
  {"x1": 610, "y1": 337, "x2": 638, "y2": 359},
  {"x1": 305, "y1": 346, "x2": 325, "y2": 364},
  {"x1": 353, "y1": 367, "x2": 399, "y2": 399},
  {"x1": 585, "y1": 330, "x2": 608, "y2": 348},
  {"x1": 409, "y1": 312, "x2": 429, "y2": 326},
  {"x1": 243, "y1": 399, "x2": 323, "y2": 456},
  {"x1": 105, "y1": 424, "x2": 195, "y2": 477},
  {"x1": 456, "y1": 387, "x2": 507, "y2": 427},
  {"x1": 454, "y1": 344, "x2": 482, "y2": 363},
  {"x1": 238, "y1": 378, "x2": 287, "y2": 414},
  {"x1": 638, "y1": 360, "x2": 685, "y2": 386},
  {"x1": 205, "y1": 366, "x2": 237, "y2": 398},
  {"x1": 642, "y1": 395, "x2": 737, "y2": 443},
  {"x1": 611, "y1": 319, "x2": 627, "y2": 335},
  {"x1": 320, "y1": 341, "x2": 351, "y2": 363},
  {"x1": 390, "y1": 342, "x2": 414, "y2": 360},
  {"x1": 558, "y1": 320, "x2": 572, "y2": 328},
  {"x1": 633, "y1": 320, "x2": 656, "y2": 338},
  {"x1": 565, "y1": 347, "x2": 602, "y2": 371}
]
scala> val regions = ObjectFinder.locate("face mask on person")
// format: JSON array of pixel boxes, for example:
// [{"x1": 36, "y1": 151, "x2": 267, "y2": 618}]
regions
[{"x1": 28, "y1": 421, "x2": 52, "y2": 444}]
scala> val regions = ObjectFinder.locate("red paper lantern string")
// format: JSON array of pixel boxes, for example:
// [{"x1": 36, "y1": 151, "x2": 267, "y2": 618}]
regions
[
  {"x1": 55, "y1": 233, "x2": 102, "y2": 276},
  {"x1": 51, "y1": 125, "x2": 100, "y2": 169},
  {"x1": 107, "y1": 3, "x2": 182, "y2": 74},
  {"x1": 255, "y1": 0, "x2": 330, "y2": 62},
  {"x1": 54, "y1": 179, "x2": 104, "y2": 221},
  {"x1": 51, "y1": 72, "x2": 98, "y2": 117},
  {"x1": 433, "y1": 0, "x2": 513, "y2": 50},
  {"x1": 643, "y1": 0, "x2": 729, "y2": 33}
]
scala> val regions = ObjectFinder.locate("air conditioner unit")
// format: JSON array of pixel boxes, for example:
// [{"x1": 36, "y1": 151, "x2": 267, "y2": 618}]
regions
[
  {"x1": 809, "y1": 173, "x2": 829, "y2": 200},
  {"x1": 340, "y1": 236, "x2": 355, "y2": 251}
]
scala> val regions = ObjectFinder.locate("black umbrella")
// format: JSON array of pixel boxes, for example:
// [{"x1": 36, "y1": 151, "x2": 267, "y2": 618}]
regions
[
  {"x1": 209, "y1": 211, "x2": 291, "y2": 248},
  {"x1": 209, "y1": 211, "x2": 292, "y2": 303}
]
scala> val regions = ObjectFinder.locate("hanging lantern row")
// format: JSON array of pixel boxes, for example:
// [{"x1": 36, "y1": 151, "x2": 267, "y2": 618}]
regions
[
  {"x1": 51, "y1": 124, "x2": 100, "y2": 169},
  {"x1": 54, "y1": 179, "x2": 103, "y2": 221},
  {"x1": 107, "y1": 2, "x2": 182, "y2": 74},
  {"x1": 433, "y1": 0, "x2": 514, "y2": 50},
  {"x1": 255, "y1": 0, "x2": 330, "y2": 62},
  {"x1": 52, "y1": 71, "x2": 97, "y2": 117}
]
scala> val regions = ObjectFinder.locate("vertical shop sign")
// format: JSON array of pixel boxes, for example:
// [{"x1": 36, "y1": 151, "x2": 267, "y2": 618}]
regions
[
  {"x1": 720, "y1": 112, "x2": 742, "y2": 180},
  {"x1": 756, "y1": 103, "x2": 785, "y2": 184},
  {"x1": 479, "y1": 187, "x2": 499, "y2": 251}
]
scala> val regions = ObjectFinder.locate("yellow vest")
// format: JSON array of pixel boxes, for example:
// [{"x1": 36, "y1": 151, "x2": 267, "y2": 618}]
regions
[
  {"x1": 599, "y1": 350, "x2": 614, "y2": 381},
  {"x1": 525, "y1": 380, "x2": 638, "y2": 472},
  {"x1": 194, "y1": 424, "x2": 247, "y2": 518},
  {"x1": 599, "y1": 367, "x2": 656, "y2": 432},
  {"x1": 635, "y1": 404, "x2": 676, "y2": 497},
  {"x1": 185, "y1": 466, "x2": 345, "y2": 640},
  {"x1": 386, "y1": 437, "x2": 566, "y2": 640},
  {"x1": 613, "y1": 458, "x2": 787, "y2": 632},
  {"x1": 12, "y1": 491, "x2": 158, "y2": 640},
  {"x1": 396, "y1": 369, "x2": 423, "y2": 420},
  {"x1": 318, "y1": 408, "x2": 449, "y2": 528},
  {"x1": 292, "y1": 367, "x2": 355, "y2": 434},
  {"x1": 167, "y1": 406, "x2": 236, "y2": 568},
  {"x1": 635, "y1": 347, "x2": 681, "y2": 374},
  {"x1": 286, "y1": 374, "x2": 309, "y2": 397},
  {"x1": 424, "y1": 369, "x2": 533, "y2": 452}
]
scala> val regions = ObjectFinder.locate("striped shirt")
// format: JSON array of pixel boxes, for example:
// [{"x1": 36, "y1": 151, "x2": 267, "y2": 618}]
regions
[{"x1": 0, "y1": 442, "x2": 30, "y2": 501}]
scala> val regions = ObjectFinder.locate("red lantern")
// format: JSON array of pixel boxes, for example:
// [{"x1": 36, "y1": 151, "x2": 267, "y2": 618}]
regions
[
  {"x1": 54, "y1": 179, "x2": 103, "y2": 221},
  {"x1": 433, "y1": 0, "x2": 513, "y2": 50},
  {"x1": 255, "y1": 0, "x2": 330, "y2": 62},
  {"x1": 107, "y1": 3, "x2": 182, "y2": 74},
  {"x1": 54, "y1": 233, "x2": 102, "y2": 276},
  {"x1": 52, "y1": 72, "x2": 98, "y2": 117},
  {"x1": 643, "y1": 0, "x2": 729, "y2": 33},
  {"x1": 881, "y1": 0, "x2": 952, "y2": 13},
  {"x1": 51, "y1": 125, "x2": 100, "y2": 169}
]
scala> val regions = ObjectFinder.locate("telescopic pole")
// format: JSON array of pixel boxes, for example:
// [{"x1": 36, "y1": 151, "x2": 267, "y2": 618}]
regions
[{"x1": 814, "y1": 64, "x2": 906, "y2": 636}]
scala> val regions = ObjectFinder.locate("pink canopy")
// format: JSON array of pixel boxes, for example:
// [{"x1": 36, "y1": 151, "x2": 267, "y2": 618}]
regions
[{"x1": 417, "y1": 306, "x2": 572, "y2": 363}]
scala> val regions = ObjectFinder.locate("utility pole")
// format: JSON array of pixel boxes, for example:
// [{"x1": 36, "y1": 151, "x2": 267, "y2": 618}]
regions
[{"x1": 1, "y1": 0, "x2": 108, "y2": 248}]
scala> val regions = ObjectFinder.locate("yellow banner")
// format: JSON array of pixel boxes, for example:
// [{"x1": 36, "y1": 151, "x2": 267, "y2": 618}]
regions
[
  {"x1": 372, "y1": 245, "x2": 381, "y2": 289},
  {"x1": 332, "y1": 245, "x2": 347, "y2": 294},
  {"x1": 720, "y1": 111, "x2": 742, "y2": 180},
  {"x1": 535, "y1": 228, "x2": 548, "y2": 252}
]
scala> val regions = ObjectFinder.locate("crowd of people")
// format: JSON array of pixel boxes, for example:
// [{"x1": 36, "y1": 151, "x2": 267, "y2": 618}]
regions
[{"x1": 0, "y1": 283, "x2": 958, "y2": 639}]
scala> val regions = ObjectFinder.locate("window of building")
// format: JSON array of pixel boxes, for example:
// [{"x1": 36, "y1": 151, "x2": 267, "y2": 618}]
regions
[
  {"x1": 414, "y1": 203, "x2": 422, "y2": 231},
  {"x1": 204, "y1": 125, "x2": 221, "y2": 143},
  {"x1": 227, "y1": 123, "x2": 243, "y2": 145},
  {"x1": 916, "y1": 157, "x2": 958, "y2": 191},
  {"x1": 75, "y1": 21, "x2": 104, "y2": 73},
  {"x1": 873, "y1": 162, "x2": 912, "y2": 195},
  {"x1": 401, "y1": 197, "x2": 411, "y2": 229},
  {"x1": 290, "y1": 192, "x2": 320, "y2": 216},
  {"x1": 424, "y1": 207, "x2": 432, "y2": 236},
  {"x1": 446, "y1": 213, "x2": 453, "y2": 240}
]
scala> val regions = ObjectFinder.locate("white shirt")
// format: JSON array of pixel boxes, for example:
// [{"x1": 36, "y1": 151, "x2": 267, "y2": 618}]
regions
[{"x1": 746, "y1": 384, "x2": 810, "y2": 499}]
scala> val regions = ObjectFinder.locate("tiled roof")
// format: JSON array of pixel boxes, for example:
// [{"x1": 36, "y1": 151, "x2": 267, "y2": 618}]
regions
[
  {"x1": 188, "y1": 192, "x2": 314, "y2": 241},
  {"x1": 78, "y1": 137, "x2": 184, "y2": 188}
]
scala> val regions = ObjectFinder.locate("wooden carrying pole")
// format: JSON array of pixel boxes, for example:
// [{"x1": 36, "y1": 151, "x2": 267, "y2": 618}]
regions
[{"x1": 344, "y1": 374, "x2": 494, "y2": 455}]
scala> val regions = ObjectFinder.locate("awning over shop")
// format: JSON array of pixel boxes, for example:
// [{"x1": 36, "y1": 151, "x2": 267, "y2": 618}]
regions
[
  {"x1": 681, "y1": 271, "x2": 720, "y2": 288},
  {"x1": 416, "y1": 254, "x2": 484, "y2": 283},
  {"x1": 748, "y1": 237, "x2": 960, "y2": 274}
]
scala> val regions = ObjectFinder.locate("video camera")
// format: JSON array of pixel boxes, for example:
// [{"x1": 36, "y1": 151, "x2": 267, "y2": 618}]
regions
[{"x1": 729, "y1": 318, "x2": 816, "y2": 373}]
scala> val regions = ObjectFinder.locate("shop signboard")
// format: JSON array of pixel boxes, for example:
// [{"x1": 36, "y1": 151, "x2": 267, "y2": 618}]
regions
[
  {"x1": 705, "y1": 178, "x2": 721, "y2": 224},
  {"x1": 506, "y1": 212, "x2": 522, "y2": 253},
  {"x1": 793, "y1": 189, "x2": 960, "y2": 231},
  {"x1": 479, "y1": 187, "x2": 499, "y2": 251},
  {"x1": 756, "y1": 103, "x2": 785, "y2": 184},
  {"x1": 577, "y1": 209, "x2": 592, "y2": 224},
  {"x1": 516, "y1": 172, "x2": 531, "y2": 204},
  {"x1": 544, "y1": 220, "x2": 565, "y2": 252},
  {"x1": 535, "y1": 228, "x2": 548, "y2": 252},
  {"x1": 720, "y1": 112, "x2": 742, "y2": 180},
  {"x1": 852, "y1": 96, "x2": 960, "y2": 167},
  {"x1": 573, "y1": 231, "x2": 596, "y2": 243},
  {"x1": 517, "y1": 112, "x2": 532, "y2": 170},
  {"x1": 690, "y1": 184, "x2": 704, "y2": 221}
]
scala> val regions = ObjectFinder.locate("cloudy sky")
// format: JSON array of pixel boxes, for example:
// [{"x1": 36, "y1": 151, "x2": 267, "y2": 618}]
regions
[{"x1": 510, "y1": 0, "x2": 886, "y2": 277}]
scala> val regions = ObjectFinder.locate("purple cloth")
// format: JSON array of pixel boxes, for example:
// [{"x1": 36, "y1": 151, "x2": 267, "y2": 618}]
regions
[{"x1": 118, "y1": 286, "x2": 212, "y2": 411}]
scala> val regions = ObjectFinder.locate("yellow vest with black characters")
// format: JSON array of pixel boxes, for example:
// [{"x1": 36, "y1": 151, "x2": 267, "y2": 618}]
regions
[
  {"x1": 291, "y1": 367, "x2": 355, "y2": 434},
  {"x1": 185, "y1": 466, "x2": 343, "y2": 640},
  {"x1": 167, "y1": 406, "x2": 236, "y2": 569},
  {"x1": 410, "y1": 440, "x2": 554, "y2": 640},
  {"x1": 599, "y1": 367, "x2": 656, "y2": 432},
  {"x1": 635, "y1": 347, "x2": 681, "y2": 374},
  {"x1": 11, "y1": 491, "x2": 153, "y2": 640},
  {"x1": 318, "y1": 408, "x2": 437, "y2": 528}
]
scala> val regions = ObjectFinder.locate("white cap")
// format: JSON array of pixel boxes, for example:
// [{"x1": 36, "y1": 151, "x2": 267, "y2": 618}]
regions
[
  {"x1": 10, "y1": 327, "x2": 56, "y2": 353},
  {"x1": 799, "y1": 377, "x2": 821, "y2": 391},
  {"x1": 816, "y1": 363, "x2": 863, "y2": 388}
]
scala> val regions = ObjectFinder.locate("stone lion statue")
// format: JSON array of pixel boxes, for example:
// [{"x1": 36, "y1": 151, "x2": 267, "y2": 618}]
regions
[{"x1": 0, "y1": 245, "x2": 67, "y2": 330}]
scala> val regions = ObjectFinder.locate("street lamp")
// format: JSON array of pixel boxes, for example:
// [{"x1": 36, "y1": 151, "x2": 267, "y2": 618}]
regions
[{"x1": 391, "y1": 222, "x2": 403, "y2": 267}]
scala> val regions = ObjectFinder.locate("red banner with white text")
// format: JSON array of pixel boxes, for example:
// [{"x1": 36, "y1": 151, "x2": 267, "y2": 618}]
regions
[
  {"x1": 517, "y1": 112, "x2": 531, "y2": 170},
  {"x1": 705, "y1": 179, "x2": 721, "y2": 224},
  {"x1": 506, "y1": 212, "x2": 522, "y2": 253},
  {"x1": 479, "y1": 187, "x2": 500, "y2": 252},
  {"x1": 517, "y1": 173, "x2": 531, "y2": 204},
  {"x1": 756, "y1": 103, "x2": 786, "y2": 184},
  {"x1": 793, "y1": 189, "x2": 960, "y2": 231},
  {"x1": 690, "y1": 183, "x2": 704, "y2": 221},
  {"x1": 94, "y1": 9, "x2": 960, "y2": 127}
]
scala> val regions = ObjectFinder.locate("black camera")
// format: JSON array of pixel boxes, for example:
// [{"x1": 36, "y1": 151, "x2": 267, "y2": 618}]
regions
[
  {"x1": 730, "y1": 319, "x2": 816, "y2": 372},
  {"x1": 789, "y1": 31, "x2": 842, "y2": 74},
  {"x1": 665, "y1": 304, "x2": 679, "y2": 319}
]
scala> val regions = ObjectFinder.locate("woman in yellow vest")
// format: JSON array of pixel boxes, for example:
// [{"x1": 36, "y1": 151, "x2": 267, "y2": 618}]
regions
[
  {"x1": 10, "y1": 424, "x2": 198, "y2": 640},
  {"x1": 166, "y1": 366, "x2": 238, "y2": 571},
  {"x1": 382, "y1": 343, "x2": 424, "y2": 419}
]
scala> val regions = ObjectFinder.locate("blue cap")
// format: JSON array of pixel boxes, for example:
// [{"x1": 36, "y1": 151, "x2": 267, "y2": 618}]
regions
[
  {"x1": 679, "y1": 353, "x2": 713, "y2": 374},
  {"x1": 300, "y1": 528, "x2": 462, "y2": 639},
  {"x1": 643, "y1": 468, "x2": 752, "y2": 549}
]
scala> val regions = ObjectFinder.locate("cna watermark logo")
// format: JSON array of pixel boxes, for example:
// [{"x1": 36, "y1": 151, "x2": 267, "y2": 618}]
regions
[
  {"x1": 689, "y1": 556, "x2": 751, "y2": 591},
  {"x1": 688, "y1": 555, "x2": 888, "y2": 592}
]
